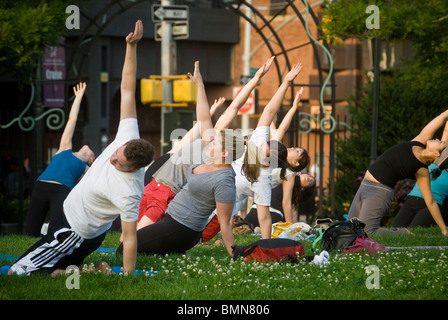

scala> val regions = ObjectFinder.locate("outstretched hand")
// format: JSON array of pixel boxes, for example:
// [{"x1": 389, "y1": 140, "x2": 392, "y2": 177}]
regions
[
  {"x1": 255, "y1": 56, "x2": 275, "y2": 79},
  {"x1": 73, "y1": 82, "x2": 86, "y2": 97},
  {"x1": 187, "y1": 61, "x2": 203, "y2": 86},
  {"x1": 210, "y1": 97, "x2": 226, "y2": 115},
  {"x1": 284, "y1": 63, "x2": 303, "y2": 82},
  {"x1": 126, "y1": 20, "x2": 143, "y2": 45},
  {"x1": 292, "y1": 87, "x2": 304, "y2": 108}
]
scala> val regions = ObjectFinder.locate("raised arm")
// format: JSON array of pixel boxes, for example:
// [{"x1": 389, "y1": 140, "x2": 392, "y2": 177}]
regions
[
  {"x1": 413, "y1": 109, "x2": 448, "y2": 144},
  {"x1": 257, "y1": 63, "x2": 302, "y2": 128},
  {"x1": 57, "y1": 82, "x2": 86, "y2": 153},
  {"x1": 271, "y1": 87, "x2": 303, "y2": 141},
  {"x1": 214, "y1": 56, "x2": 275, "y2": 131},
  {"x1": 188, "y1": 61, "x2": 214, "y2": 143},
  {"x1": 281, "y1": 174, "x2": 296, "y2": 223},
  {"x1": 441, "y1": 120, "x2": 448, "y2": 142},
  {"x1": 169, "y1": 97, "x2": 225, "y2": 154},
  {"x1": 120, "y1": 20, "x2": 143, "y2": 121},
  {"x1": 415, "y1": 168, "x2": 448, "y2": 236}
]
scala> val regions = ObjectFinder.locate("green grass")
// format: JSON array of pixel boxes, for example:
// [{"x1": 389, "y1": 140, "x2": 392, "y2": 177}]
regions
[{"x1": 1, "y1": 227, "x2": 447, "y2": 300}]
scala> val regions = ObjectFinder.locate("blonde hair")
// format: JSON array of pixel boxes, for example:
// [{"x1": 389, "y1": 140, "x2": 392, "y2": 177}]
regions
[{"x1": 242, "y1": 140, "x2": 261, "y2": 184}]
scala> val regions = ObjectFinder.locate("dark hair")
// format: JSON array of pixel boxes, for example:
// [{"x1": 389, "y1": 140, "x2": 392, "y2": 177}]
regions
[
  {"x1": 123, "y1": 139, "x2": 155, "y2": 170},
  {"x1": 432, "y1": 147, "x2": 448, "y2": 180},
  {"x1": 291, "y1": 174, "x2": 316, "y2": 210},
  {"x1": 267, "y1": 140, "x2": 289, "y2": 181},
  {"x1": 290, "y1": 148, "x2": 310, "y2": 173}
]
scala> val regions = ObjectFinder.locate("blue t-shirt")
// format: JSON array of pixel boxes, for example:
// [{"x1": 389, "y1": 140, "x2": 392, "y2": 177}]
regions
[
  {"x1": 37, "y1": 149, "x2": 87, "y2": 189},
  {"x1": 408, "y1": 164, "x2": 448, "y2": 205}
]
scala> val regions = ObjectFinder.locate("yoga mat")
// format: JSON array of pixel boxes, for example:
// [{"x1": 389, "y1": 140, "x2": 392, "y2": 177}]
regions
[
  {"x1": 110, "y1": 266, "x2": 156, "y2": 276},
  {"x1": 1, "y1": 265, "x2": 155, "y2": 276},
  {"x1": 0, "y1": 253, "x2": 18, "y2": 262},
  {"x1": 0, "y1": 265, "x2": 10, "y2": 275},
  {"x1": 95, "y1": 247, "x2": 116, "y2": 253}
]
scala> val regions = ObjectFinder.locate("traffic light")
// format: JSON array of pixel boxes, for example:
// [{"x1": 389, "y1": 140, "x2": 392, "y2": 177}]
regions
[
  {"x1": 173, "y1": 79, "x2": 196, "y2": 103},
  {"x1": 140, "y1": 78, "x2": 163, "y2": 104}
]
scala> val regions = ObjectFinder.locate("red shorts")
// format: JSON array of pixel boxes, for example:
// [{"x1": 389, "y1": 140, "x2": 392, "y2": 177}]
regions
[
  {"x1": 201, "y1": 215, "x2": 221, "y2": 242},
  {"x1": 138, "y1": 179, "x2": 176, "y2": 223}
]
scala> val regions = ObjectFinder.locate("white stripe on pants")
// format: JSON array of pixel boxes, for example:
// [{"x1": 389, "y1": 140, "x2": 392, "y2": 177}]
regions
[{"x1": 10, "y1": 228, "x2": 84, "y2": 276}]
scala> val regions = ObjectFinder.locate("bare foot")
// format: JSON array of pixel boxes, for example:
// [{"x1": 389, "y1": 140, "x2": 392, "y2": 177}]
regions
[
  {"x1": 51, "y1": 269, "x2": 67, "y2": 278},
  {"x1": 95, "y1": 261, "x2": 112, "y2": 275}
]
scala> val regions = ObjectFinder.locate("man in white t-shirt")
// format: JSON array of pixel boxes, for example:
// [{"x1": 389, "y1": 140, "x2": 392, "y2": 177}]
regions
[{"x1": 9, "y1": 20, "x2": 154, "y2": 276}]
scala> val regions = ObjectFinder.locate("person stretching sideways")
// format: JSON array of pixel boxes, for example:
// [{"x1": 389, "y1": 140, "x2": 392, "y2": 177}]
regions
[{"x1": 9, "y1": 20, "x2": 154, "y2": 276}]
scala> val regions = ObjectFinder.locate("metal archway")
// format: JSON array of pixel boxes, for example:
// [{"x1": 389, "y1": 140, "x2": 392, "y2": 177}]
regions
[
  {"x1": 67, "y1": 0, "x2": 337, "y2": 135},
  {"x1": 65, "y1": 0, "x2": 339, "y2": 216},
  {"x1": 212, "y1": 0, "x2": 338, "y2": 216}
]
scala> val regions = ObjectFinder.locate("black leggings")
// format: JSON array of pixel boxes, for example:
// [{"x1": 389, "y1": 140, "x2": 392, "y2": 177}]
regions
[
  {"x1": 117, "y1": 214, "x2": 202, "y2": 255},
  {"x1": 25, "y1": 181, "x2": 71, "y2": 237},
  {"x1": 392, "y1": 196, "x2": 448, "y2": 228},
  {"x1": 244, "y1": 207, "x2": 283, "y2": 229}
]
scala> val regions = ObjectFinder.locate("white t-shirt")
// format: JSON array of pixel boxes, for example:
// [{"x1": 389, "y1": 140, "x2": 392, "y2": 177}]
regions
[
  {"x1": 64, "y1": 118, "x2": 144, "y2": 239},
  {"x1": 271, "y1": 167, "x2": 294, "y2": 189},
  {"x1": 232, "y1": 126, "x2": 272, "y2": 215}
]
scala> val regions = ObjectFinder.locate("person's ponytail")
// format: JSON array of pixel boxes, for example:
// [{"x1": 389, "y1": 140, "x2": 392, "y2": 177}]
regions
[
  {"x1": 241, "y1": 140, "x2": 261, "y2": 184},
  {"x1": 432, "y1": 147, "x2": 448, "y2": 180}
]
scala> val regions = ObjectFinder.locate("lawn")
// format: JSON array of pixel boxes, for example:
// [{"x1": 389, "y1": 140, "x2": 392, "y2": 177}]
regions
[{"x1": 1, "y1": 227, "x2": 447, "y2": 302}]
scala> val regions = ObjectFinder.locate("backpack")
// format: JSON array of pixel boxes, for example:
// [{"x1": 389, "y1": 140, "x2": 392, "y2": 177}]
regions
[
  {"x1": 232, "y1": 238, "x2": 305, "y2": 263},
  {"x1": 342, "y1": 235, "x2": 387, "y2": 255},
  {"x1": 315, "y1": 218, "x2": 367, "y2": 253}
]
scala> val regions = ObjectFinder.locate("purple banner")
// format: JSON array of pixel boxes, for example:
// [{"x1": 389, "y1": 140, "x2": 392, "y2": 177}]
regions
[{"x1": 42, "y1": 40, "x2": 65, "y2": 108}]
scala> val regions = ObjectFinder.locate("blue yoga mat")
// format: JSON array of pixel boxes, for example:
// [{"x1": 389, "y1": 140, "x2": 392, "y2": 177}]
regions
[
  {"x1": 1, "y1": 265, "x2": 155, "y2": 276},
  {"x1": 1, "y1": 248, "x2": 156, "y2": 276},
  {"x1": 95, "y1": 247, "x2": 116, "y2": 253},
  {"x1": 0, "y1": 265, "x2": 11, "y2": 275}
]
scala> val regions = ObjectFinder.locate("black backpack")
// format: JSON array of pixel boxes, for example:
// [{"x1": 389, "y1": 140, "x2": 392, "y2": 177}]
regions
[{"x1": 315, "y1": 218, "x2": 367, "y2": 252}]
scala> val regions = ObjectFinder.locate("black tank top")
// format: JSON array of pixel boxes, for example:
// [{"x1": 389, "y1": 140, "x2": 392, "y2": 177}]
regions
[{"x1": 368, "y1": 141, "x2": 428, "y2": 188}]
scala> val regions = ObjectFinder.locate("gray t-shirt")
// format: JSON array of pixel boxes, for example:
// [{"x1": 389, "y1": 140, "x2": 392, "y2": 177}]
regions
[
  {"x1": 153, "y1": 139, "x2": 206, "y2": 194},
  {"x1": 167, "y1": 164, "x2": 236, "y2": 232}
]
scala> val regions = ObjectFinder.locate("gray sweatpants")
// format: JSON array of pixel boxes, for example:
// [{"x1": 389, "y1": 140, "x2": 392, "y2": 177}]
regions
[{"x1": 347, "y1": 178, "x2": 398, "y2": 235}]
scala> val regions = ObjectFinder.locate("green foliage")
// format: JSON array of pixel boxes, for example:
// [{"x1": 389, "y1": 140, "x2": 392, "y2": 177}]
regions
[
  {"x1": 321, "y1": 0, "x2": 448, "y2": 41},
  {"x1": 321, "y1": 0, "x2": 448, "y2": 85},
  {"x1": 0, "y1": 1, "x2": 70, "y2": 83},
  {"x1": 0, "y1": 195, "x2": 29, "y2": 223},
  {"x1": 321, "y1": 0, "x2": 448, "y2": 214}
]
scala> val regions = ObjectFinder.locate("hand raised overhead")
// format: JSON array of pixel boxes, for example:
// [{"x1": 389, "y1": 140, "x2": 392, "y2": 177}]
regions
[
  {"x1": 254, "y1": 56, "x2": 275, "y2": 79},
  {"x1": 73, "y1": 82, "x2": 86, "y2": 97},
  {"x1": 283, "y1": 63, "x2": 303, "y2": 82},
  {"x1": 292, "y1": 87, "x2": 304, "y2": 108},
  {"x1": 126, "y1": 20, "x2": 143, "y2": 45},
  {"x1": 187, "y1": 61, "x2": 203, "y2": 86}
]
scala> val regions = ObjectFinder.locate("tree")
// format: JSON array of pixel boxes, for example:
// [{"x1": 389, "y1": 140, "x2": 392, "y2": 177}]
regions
[
  {"x1": 0, "y1": 0, "x2": 70, "y2": 84},
  {"x1": 321, "y1": 0, "x2": 448, "y2": 87},
  {"x1": 320, "y1": 0, "x2": 448, "y2": 219}
]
